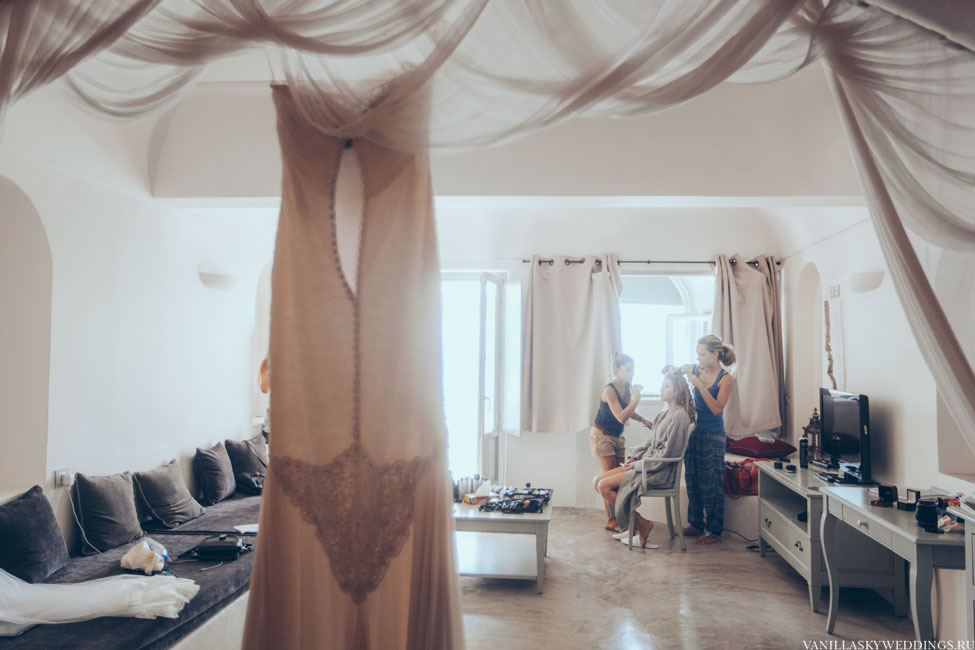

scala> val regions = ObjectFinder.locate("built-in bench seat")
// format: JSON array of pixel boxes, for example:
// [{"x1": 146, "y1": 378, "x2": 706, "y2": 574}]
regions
[{"x1": 0, "y1": 494, "x2": 260, "y2": 650}]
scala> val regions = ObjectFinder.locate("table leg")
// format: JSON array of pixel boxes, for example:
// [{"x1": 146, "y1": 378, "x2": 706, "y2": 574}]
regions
[
  {"x1": 759, "y1": 535, "x2": 767, "y2": 558},
  {"x1": 909, "y1": 546, "x2": 935, "y2": 642},
  {"x1": 821, "y1": 508, "x2": 840, "y2": 634},
  {"x1": 809, "y1": 582, "x2": 822, "y2": 614},
  {"x1": 893, "y1": 558, "x2": 908, "y2": 618},
  {"x1": 536, "y1": 526, "x2": 547, "y2": 594}
]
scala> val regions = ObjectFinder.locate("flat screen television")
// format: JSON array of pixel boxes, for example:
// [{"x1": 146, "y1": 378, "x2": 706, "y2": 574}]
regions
[{"x1": 819, "y1": 388, "x2": 871, "y2": 483}]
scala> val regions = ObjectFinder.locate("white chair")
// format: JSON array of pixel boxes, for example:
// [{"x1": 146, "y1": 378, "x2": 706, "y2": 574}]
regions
[{"x1": 626, "y1": 422, "x2": 695, "y2": 551}]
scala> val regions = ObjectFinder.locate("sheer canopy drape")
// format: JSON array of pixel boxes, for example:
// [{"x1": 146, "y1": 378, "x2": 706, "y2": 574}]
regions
[
  {"x1": 0, "y1": 0, "x2": 161, "y2": 131},
  {"x1": 809, "y1": 0, "x2": 975, "y2": 447}
]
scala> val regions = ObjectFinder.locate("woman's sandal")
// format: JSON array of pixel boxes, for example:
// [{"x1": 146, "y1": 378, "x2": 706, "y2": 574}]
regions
[
  {"x1": 694, "y1": 533, "x2": 721, "y2": 545},
  {"x1": 604, "y1": 522, "x2": 621, "y2": 533}
]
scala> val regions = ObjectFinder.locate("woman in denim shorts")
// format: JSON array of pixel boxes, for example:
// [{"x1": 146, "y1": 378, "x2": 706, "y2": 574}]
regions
[{"x1": 590, "y1": 351, "x2": 651, "y2": 532}]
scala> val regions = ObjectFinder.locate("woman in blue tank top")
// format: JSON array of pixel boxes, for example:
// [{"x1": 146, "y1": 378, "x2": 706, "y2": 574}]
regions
[
  {"x1": 677, "y1": 334, "x2": 736, "y2": 545},
  {"x1": 590, "y1": 352, "x2": 651, "y2": 532}
]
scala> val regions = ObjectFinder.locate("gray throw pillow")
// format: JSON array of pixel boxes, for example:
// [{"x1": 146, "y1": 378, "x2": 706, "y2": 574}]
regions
[
  {"x1": 73, "y1": 472, "x2": 144, "y2": 554},
  {"x1": 0, "y1": 485, "x2": 70, "y2": 582},
  {"x1": 225, "y1": 436, "x2": 268, "y2": 495},
  {"x1": 133, "y1": 460, "x2": 205, "y2": 528},
  {"x1": 194, "y1": 442, "x2": 236, "y2": 505}
]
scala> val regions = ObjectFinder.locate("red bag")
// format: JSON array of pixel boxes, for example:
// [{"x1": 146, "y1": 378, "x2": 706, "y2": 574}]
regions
[{"x1": 724, "y1": 459, "x2": 766, "y2": 498}]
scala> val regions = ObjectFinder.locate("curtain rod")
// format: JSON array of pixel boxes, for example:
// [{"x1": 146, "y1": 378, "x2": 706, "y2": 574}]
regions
[{"x1": 521, "y1": 258, "x2": 781, "y2": 267}]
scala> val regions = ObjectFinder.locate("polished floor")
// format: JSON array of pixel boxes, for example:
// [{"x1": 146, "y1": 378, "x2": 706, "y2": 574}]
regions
[{"x1": 460, "y1": 507, "x2": 916, "y2": 650}]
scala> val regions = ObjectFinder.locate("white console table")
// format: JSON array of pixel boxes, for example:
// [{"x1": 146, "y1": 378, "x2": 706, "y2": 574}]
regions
[
  {"x1": 758, "y1": 464, "x2": 906, "y2": 614},
  {"x1": 947, "y1": 506, "x2": 975, "y2": 642},
  {"x1": 821, "y1": 486, "x2": 964, "y2": 641},
  {"x1": 453, "y1": 501, "x2": 551, "y2": 593}
]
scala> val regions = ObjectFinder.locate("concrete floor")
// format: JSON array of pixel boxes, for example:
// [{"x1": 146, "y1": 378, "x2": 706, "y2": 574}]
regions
[{"x1": 460, "y1": 507, "x2": 916, "y2": 650}]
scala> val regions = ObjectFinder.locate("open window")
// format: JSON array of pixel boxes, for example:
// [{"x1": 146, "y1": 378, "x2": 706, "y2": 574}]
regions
[
  {"x1": 619, "y1": 273, "x2": 714, "y2": 397},
  {"x1": 441, "y1": 272, "x2": 520, "y2": 482}
]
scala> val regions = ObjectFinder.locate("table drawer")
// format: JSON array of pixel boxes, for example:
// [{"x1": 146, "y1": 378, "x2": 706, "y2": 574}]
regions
[
  {"x1": 760, "y1": 503, "x2": 810, "y2": 571},
  {"x1": 840, "y1": 503, "x2": 892, "y2": 547}
]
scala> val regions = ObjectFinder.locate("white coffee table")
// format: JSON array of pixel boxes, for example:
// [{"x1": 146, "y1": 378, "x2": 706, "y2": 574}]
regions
[{"x1": 452, "y1": 501, "x2": 552, "y2": 593}]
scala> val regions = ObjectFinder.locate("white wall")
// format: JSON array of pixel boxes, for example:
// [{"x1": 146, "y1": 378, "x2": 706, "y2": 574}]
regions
[
  {"x1": 432, "y1": 65, "x2": 858, "y2": 198},
  {"x1": 149, "y1": 64, "x2": 860, "y2": 200},
  {"x1": 0, "y1": 89, "x2": 277, "y2": 544},
  {"x1": 782, "y1": 216, "x2": 975, "y2": 640}
]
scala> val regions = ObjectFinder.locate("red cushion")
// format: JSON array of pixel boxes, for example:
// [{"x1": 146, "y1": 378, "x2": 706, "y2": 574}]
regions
[{"x1": 726, "y1": 435, "x2": 797, "y2": 459}]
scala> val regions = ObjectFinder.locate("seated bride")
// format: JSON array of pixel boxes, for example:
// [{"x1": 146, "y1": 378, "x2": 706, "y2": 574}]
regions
[{"x1": 592, "y1": 370, "x2": 695, "y2": 548}]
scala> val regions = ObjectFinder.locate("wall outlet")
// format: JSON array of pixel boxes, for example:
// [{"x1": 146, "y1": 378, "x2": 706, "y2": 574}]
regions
[
  {"x1": 54, "y1": 468, "x2": 70, "y2": 488},
  {"x1": 829, "y1": 284, "x2": 841, "y2": 299}
]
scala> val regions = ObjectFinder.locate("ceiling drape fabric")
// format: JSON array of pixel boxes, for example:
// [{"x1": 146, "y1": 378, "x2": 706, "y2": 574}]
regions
[
  {"x1": 0, "y1": 0, "x2": 162, "y2": 132},
  {"x1": 808, "y1": 0, "x2": 975, "y2": 452}
]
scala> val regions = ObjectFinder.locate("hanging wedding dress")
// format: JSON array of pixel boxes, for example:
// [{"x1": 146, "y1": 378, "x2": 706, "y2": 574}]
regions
[
  {"x1": 242, "y1": 85, "x2": 463, "y2": 650},
  {"x1": 0, "y1": 567, "x2": 198, "y2": 636}
]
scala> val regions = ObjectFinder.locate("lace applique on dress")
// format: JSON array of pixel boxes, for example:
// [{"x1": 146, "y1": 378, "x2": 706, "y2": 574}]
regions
[{"x1": 273, "y1": 441, "x2": 430, "y2": 603}]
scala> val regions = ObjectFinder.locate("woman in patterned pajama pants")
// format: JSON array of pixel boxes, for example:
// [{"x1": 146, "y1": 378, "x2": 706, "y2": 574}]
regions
[{"x1": 677, "y1": 335, "x2": 736, "y2": 546}]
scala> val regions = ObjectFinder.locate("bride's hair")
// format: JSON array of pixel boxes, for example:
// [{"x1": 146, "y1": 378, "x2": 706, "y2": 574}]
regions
[{"x1": 664, "y1": 371, "x2": 696, "y2": 423}]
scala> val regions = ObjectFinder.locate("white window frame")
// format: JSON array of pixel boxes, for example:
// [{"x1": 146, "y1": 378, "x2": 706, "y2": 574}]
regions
[
  {"x1": 619, "y1": 271, "x2": 713, "y2": 399},
  {"x1": 666, "y1": 313, "x2": 712, "y2": 366},
  {"x1": 441, "y1": 270, "x2": 513, "y2": 482}
]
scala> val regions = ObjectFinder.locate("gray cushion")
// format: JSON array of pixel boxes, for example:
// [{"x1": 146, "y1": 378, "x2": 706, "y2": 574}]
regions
[
  {"x1": 73, "y1": 472, "x2": 144, "y2": 554},
  {"x1": 193, "y1": 442, "x2": 236, "y2": 505},
  {"x1": 133, "y1": 460, "x2": 205, "y2": 528},
  {"x1": 225, "y1": 436, "x2": 268, "y2": 495},
  {"x1": 0, "y1": 485, "x2": 70, "y2": 582}
]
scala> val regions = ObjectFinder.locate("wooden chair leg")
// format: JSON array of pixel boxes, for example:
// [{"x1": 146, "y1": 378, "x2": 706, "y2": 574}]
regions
[
  {"x1": 628, "y1": 505, "x2": 636, "y2": 550},
  {"x1": 674, "y1": 491, "x2": 686, "y2": 551},
  {"x1": 664, "y1": 496, "x2": 675, "y2": 539}
]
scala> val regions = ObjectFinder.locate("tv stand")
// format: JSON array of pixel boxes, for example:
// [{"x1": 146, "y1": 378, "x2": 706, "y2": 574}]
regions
[
  {"x1": 813, "y1": 471, "x2": 873, "y2": 486},
  {"x1": 758, "y1": 463, "x2": 906, "y2": 614}
]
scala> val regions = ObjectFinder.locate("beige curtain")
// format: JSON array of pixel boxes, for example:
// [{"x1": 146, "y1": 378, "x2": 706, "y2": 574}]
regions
[
  {"x1": 521, "y1": 255, "x2": 622, "y2": 434},
  {"x1": 711, "y1": 255, "x2": 784, "y2": 438}
]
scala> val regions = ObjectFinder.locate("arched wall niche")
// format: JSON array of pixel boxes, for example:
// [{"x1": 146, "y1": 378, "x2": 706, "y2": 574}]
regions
[
  {"x1": 789, "y1": 261, "x2": 823, "y2": 442},
  {"x1": 0, "y1": 176, "x2": 52, "y2": 498}
]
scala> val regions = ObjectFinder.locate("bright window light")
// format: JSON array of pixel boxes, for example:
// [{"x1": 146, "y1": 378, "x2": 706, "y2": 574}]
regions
[
  {"x1": 620, "y1": 274, "x2": 714, "y2": 397},
  {"x1": 441, "y1": 279, "x2": 480, "y2": 478}
]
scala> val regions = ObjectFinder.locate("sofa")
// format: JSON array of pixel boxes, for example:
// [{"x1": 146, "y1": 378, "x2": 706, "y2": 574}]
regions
[{"x1": 0, "y1": 436, "x2": 266, "y2": 650}]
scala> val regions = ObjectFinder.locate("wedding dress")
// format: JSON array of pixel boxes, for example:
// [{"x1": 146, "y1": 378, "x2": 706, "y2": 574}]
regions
[
  {"x1": 0, "y1": 567, "x2": 198, "y2": 636},
  {"x1": 242, "y1": 85, "x2": 463, "y2": 650}
]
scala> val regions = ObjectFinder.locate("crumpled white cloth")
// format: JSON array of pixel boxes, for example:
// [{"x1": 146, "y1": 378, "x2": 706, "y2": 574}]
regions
[
  {"x1": 0, "y1": 566, "x2": 198, "y2": 636},
  {"x1": 120, "y1": 537, "x2": 169, "y2": 575}
]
